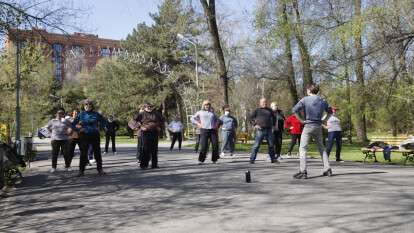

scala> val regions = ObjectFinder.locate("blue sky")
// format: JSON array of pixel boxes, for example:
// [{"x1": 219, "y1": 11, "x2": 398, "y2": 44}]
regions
[{"x1": 75, "y1": 0, "x2": 256, "y2": 40}]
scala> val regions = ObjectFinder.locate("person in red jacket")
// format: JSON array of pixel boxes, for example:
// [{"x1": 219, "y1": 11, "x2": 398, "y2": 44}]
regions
[{"x1": 284, "y1": 113, "x2": 303, "y2": 157}]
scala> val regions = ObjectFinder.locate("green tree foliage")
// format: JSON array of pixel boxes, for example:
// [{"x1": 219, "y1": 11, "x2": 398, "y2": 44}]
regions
[
  {"x1": 83, "y1": 0, "x2": 201, "y2": 124},
  {"x1": 0, "y1": 43, "x2": 54, "y2": 137}
]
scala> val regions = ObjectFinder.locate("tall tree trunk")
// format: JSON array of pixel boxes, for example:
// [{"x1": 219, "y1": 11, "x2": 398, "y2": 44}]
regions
[
  {"x1": 292, "y1": 0, "x2": 312, "y2": 94},
  {"x1": 200, "y1": 0, "x2": 229, "y2": 105},
  {"x1": 353, "y1": 0, "x2": 368, "y2": 142},
  {"x1": 340, "y1": 39, "x2": 352, "y2": 144},
  {"x1": 281, "y1": 1, "x2": 299, "y2": 104}
]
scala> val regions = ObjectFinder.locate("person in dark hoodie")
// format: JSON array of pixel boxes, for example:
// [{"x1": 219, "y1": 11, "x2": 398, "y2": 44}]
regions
[
  {"x1": 270, "y1": 102, "x2": 285, "y2": 161},
  {"x1": 249, "y1": 98, "x2": 277, "y2": 164},
  {"x1": 103, "y1": 115, "x2": 120, "y2": 155},
  {"x1": 132, "y1": 103, "x2": 163, "y2": 169},
  {"x1": 72, "y1": 99, "x2": 108, "y2": 177}
]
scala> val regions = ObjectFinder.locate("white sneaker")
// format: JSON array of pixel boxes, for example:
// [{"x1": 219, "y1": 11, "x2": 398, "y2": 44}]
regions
[
  {"x1": 50, "y1": 168, "x2": 56, "y2": 173},
  {"x1": 198, "y1": 161, "x2": 204, "y2": 165},
  {"x1": 212, "y1": 161, "x2": 217, "y2": 164},
  {"x1": 220, "y1": 152, "x2": 226, "y2": 158},
  {"x1": 65, "y1": 167, "x2": 72, "y2": 172},
  {"x1": 113, "y1": 152, "x2": 117, "y2": 155},
  {"x1": 90, "y1": 159, "x2": 96, "y2": 164},
  {"x1": 103, "y1": 151, "x2": 107, "y2": 155}
]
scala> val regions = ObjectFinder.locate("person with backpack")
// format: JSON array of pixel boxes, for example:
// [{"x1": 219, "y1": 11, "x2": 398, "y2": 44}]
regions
[{"x1": 292, "y1": 83, "x2": 332, "y2": 179}]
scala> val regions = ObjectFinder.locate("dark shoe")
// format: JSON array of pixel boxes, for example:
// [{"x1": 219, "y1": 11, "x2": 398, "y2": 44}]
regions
[
  {"x1": 249, "y1": 160, "x2": 255, "y2": 164},
  {"x1": 322, "y1": 168, "x2": 333, "y2": 177},
  {"x1": 140, "y1": 166, "x2": 148, "y2": 170},
  {"x1": 151, "y1": 166, "x2": 160, "y2": 169},
  {"x1": 271, "y1": 159, "x2": 280, "y2": 164},
  {"x1": 97, "y1": 171, "x2": 106, "y2": 176},
  {"x1": 336, "y1": 159, "x2": 344, "y2": 162},
  {"x1": 77, "y1": 172, "x2": 84, "y2": 177},
  {"x1": 293, "y1": 171, "x2": 308, "y2": 179}
]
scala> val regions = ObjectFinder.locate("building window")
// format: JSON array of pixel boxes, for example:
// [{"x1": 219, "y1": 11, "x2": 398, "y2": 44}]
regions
[
  {"x1": 100, "y1": 47, "x2": 111, "y2": 57},
  {"x1": 71, "y1": 45, "x2": 84, "y2": 72},
  {"x1": 52, "y1": 43, "x2": 63, "y2": 81}
]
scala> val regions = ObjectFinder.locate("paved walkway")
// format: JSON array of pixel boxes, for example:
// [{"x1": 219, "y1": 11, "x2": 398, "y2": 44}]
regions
[{"x1": 1, "y1": 144, "x2": 413, "y2": 233}]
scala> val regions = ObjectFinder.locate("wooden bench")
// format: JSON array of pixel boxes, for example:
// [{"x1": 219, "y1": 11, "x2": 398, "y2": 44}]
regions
[
  {"x1": 361, "y1": 137, "x2": 414, "y2": 164},
  {"x1": 236, "y1": 132, "x2": 250, "y2": 144}
]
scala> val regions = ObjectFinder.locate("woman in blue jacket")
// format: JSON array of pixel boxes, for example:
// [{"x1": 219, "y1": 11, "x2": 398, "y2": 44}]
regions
[{"x1": 72, "y1": 99, "x2": 108, "y2": 176}]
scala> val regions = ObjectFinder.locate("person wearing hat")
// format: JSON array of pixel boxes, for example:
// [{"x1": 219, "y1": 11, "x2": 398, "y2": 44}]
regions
[
  {"x1": 47, "y1": 108, "x2": 71, "y2": 173},
  {"x1": 324, "y1": 107, "x2": 343, "y2": 162},
  {"x1": 191, "y1": 99, "x2": 221, "y2": 164},
  {"x1": 72, "y1": 99, "x2": 108, "y2": 176},
  {"x1": 132, "y1": 103, "x2": 163, "y2": 169}
]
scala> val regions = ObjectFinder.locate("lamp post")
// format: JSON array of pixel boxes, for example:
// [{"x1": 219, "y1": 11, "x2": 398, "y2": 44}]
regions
[
  {"x1": 15, "y1": 30, "x2": 21, "y2": 155},
  {"x1": 177, "y1": 33, "x2": 199, "y2": 88}
]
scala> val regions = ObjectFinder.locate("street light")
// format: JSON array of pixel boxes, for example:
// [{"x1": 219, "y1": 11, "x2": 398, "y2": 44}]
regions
[{"x1": 177, "y1": 33, "x2": 199, "y2": 88}]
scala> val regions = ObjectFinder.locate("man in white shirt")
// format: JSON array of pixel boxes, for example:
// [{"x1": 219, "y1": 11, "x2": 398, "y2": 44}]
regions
[{"x1": 168, "y1": 116, "x2": 184, "y2": 151}]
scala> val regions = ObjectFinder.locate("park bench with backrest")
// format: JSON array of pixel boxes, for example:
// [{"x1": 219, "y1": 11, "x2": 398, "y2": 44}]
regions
[
  {"x1": 236, "y1": 132, "x2": 250, "y2": 144},
  {"x1": 361, "y1": 136, "x2": 414, "y2": 164}
]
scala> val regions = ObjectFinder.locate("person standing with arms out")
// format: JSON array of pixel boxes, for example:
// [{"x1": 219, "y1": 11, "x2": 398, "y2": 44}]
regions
[
  {"x1": 191, "y1": 100, "x2": 221, "y2": 165},
  {"x1": 72, "y1": 99, "x2": 108, "y2": 177},
  {"x1": 133, "y1": 103, "x2": 163, "y2": 169},
  {"x1": 292, "y1": 83, "x2": 332, "y2": 179},
  {"x1": 284, "y1": 113, "x2": 303, "y2": 158},
  {"x1": 47, "y1": 108, "x2": 71, "y2": 173},
  {"x1": 168, "y1": 116, "x2": 184, "y2": 151},
  {"x1": 220, "y1": 105, "x2": 238, "y2": 157},
  {"x1": 249, "y1": 98, "x2": 277, "y2": 164},
  {"x1": 270, "y1": 102, "x2": 285, "y2": 161},
  {"x1": 104, "y1": 115, "x2": 119, "y2": 155},
  {"x1": 324, "y1": 107, "x2": 343, "y2": 162}
]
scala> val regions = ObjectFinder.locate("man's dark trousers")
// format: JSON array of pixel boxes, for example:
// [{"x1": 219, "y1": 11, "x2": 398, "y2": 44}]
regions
[
  {"x1": 140, "y1": 131, "x2": 159, "y2": 168},
  {"x1": 105, "y1": 133, "x2": 116, "y2": 153},
  {"x1": 79, "y1": 133, "x2": 103, "y2": 172}
]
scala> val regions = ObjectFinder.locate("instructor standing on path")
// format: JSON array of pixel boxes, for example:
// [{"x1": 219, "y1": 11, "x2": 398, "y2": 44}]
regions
[{"x1": 292, "y1": 83, "x2": 332, "y2": 179}]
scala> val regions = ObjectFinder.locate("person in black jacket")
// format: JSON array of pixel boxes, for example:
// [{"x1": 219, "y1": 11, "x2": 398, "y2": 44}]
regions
[
  {"x1": 132, "y1": 103, "x2": 163, "y2": 169},
  {"x1": 271, "y1": 102, "x2": 285, "y2": 161},
  {"x1": 104, "y1": 115, "x2": 119, "y2": 155},
  {"x1": 249, "y1": 98, "x2": 277, "y2": 164}
]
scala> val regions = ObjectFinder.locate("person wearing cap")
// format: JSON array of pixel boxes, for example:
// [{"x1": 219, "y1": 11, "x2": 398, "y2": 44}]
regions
[
  {"x1": 132, "y1": 103, "x2": 163, "y2": 169},
  {"x1": 191, "y1": 100, "x2": 221, "y2": 164},
  {"x1": 72, "y1": 99, "x2": 108, "y2": 176},
  {"x1": 104, "y1": 115, "x2": 120, "y2": 155},
  {"x1": 47, "y1": 108, "x2": 71, "y2": 173},
  {"x1": 270, "y1": 102, "x2": 285, "y2": 161},
  {"x1": 219, "y1": 105, "x2": 238, "y2": 157},
  {"x1": 292, "y1": 83, "x2": 332, "y2": 179},
  {"x1": 168, "y1": 116, "x2": 184, "y2": 151},
  {"x1": 324, "y1": 107, "x2": 343, "y2": 162},
  {"x1": 249, "y1": 98, "x2": 277, "y2": 164}
]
